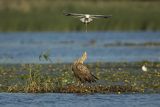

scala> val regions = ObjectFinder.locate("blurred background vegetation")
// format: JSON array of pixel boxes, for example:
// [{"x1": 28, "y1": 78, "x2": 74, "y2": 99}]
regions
[{"x1": 0, "y1": 0, "x2": 160, "y2": 32}]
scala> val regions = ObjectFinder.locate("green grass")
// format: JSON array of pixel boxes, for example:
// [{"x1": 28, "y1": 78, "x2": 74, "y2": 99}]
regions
[
  {"x1": 0, "y1": 62, "x2": 160, "y2": 93},
  {"x1": 0, "y1": 0, "x2": 160, "y2": 31}
]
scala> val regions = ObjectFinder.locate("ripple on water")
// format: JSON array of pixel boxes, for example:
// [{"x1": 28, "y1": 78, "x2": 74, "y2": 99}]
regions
[{"x1": 0, "y1": 93, "x2": 160, "y2": 107}]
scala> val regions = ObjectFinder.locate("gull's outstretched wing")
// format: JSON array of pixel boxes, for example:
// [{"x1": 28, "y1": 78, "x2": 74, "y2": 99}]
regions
[
  {"x1": 91, "y1": 15, "x2": 112, "y2": 19},
  {"x1": 63, "y1": 12, "x2": 84, "y2": 17}
]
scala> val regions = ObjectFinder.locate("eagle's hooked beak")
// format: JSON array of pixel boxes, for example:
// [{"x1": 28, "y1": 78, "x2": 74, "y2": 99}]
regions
[{"x1": 80, "y1": 51, "x2": 87, "y2": 64}]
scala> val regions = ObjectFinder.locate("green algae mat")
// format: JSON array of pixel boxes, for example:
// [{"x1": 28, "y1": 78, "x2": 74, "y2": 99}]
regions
[{"x1": 0, "y1": 62, "x2": 160, "y2": 94}]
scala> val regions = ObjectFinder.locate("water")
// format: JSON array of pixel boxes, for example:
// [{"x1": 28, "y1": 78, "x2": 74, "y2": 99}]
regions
[
  {"x1": 0, "y1": 32, "x2": 160, "y2": 63},
  {"x1": 0, "y1": 93, "x2": 159, "y2": 107},
  {"x1": 0, "y1": 32, "x2": 160, "y2": 107}
]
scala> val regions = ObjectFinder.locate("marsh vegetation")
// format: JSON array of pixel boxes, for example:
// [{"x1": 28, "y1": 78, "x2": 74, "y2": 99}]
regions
[
  {"x1": 0, "y1": 0, "x2": 160, "y2": 31},
  {"x1": 0, "y1": 62, "x2": 159, "y2": 93}
]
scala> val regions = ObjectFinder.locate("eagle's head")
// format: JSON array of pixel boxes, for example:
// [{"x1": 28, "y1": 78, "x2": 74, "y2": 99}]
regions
[{"x1": 74, "y1": 51, "x2": 87, "y2": 64}]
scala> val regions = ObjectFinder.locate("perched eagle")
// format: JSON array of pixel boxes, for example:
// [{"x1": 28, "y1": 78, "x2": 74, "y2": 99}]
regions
[{"x1": 72, "y1": 52, "x2": 98, "y2": 83}]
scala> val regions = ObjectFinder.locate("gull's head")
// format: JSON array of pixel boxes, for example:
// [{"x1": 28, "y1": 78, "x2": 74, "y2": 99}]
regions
[
  {"x1": 85, "y1": 14, "x2": 90, "y2": 18},
  {"x1": 142, "y1": 65, "x2": 147, "y2": 72}
]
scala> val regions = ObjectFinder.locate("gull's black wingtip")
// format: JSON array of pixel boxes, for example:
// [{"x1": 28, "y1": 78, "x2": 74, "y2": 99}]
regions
[
  {"x1": 63, "y1": 11, "x2": 70, "y2": 16},
  {"x1": 104, "y1": 15, "x2": 112, "y2": 18}
]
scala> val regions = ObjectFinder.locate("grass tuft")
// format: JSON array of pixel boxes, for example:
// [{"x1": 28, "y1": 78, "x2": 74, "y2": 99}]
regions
[{"x1": 0, "y1": 61, "x2": 159, "y2": 93}]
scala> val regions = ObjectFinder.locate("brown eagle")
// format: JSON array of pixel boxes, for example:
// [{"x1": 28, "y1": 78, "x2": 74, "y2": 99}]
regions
[{"x1": 72, "y1": 52, "x2": 98, "y2": 83}]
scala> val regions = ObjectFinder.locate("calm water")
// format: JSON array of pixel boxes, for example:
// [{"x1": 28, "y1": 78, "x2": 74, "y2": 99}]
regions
[
  {"x1": 0, "y1": 32, "x2": 160, "y2": 107},
  {"x1": 0, "y1": 93, "x2": 159, "y2": 107},
  {"x1": 0, "y1": 32, "x2": 160, "y2": 63}
]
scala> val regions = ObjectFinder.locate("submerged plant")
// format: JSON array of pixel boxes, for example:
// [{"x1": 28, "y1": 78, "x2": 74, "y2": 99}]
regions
[{"x1": 39, "y1": 49, "x2": 53, "y2": 63}]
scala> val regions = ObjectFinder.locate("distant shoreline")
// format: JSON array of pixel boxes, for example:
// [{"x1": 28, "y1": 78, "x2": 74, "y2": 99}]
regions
[{"x1": 0, "y1": 1, "x2": 160, "y2": 31}]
